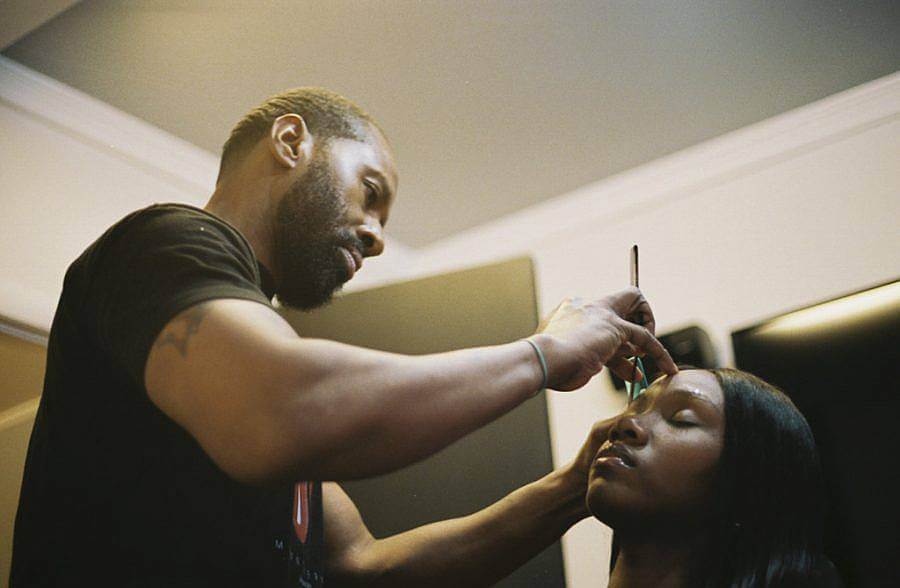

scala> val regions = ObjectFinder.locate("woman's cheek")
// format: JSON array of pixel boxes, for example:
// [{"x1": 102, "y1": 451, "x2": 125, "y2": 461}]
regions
[{"x1": 650, "y1": 433, "x2": 722, "y2": 501}]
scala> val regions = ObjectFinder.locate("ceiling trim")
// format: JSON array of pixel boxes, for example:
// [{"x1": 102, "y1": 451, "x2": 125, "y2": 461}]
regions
[
  {"x1": 0, "y1": 55, "x2": 219, "y2": 200},
  {"x1": 417, "y1": 69, "x2": 900, "y2": 273}
]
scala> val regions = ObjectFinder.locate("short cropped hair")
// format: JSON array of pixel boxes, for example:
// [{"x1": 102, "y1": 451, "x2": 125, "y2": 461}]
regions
[{"x1": 217, "y1": 87, "x2": 379, "y2": 183}]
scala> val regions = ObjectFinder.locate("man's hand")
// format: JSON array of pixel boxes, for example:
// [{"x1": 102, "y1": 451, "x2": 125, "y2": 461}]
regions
[{"x1": 530, "y1": 287, "x2": 677, "y2": 391}]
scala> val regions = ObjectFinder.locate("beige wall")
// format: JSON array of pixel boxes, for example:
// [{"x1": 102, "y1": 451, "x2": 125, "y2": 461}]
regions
[
  {"x1": 0, "y1": 328, "x2": 45, "y2": 413},
  {"x1": 0, "y1": 326, "x2": 46, "y2": 586}
]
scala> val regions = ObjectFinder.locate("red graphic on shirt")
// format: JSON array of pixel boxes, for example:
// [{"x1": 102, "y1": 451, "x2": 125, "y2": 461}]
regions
[{"x1": 293, "y1": 481, "x2": 310, "y2": 544}]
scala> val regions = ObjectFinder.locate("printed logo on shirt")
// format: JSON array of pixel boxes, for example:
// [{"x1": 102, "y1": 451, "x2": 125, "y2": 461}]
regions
[{"x1": 293, "y1": 481, "x2": 310, "y2": 544}]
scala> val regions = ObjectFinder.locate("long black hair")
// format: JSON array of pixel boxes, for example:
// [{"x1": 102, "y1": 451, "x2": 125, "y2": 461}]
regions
[{"x1": 703, "y1": 368, "x2": 826, "y2": 587}]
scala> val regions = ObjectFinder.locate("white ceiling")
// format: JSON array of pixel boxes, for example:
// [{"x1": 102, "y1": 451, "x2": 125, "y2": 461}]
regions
[{"x1": 3, "y1": 0, "x2": 899, "y2": 247}]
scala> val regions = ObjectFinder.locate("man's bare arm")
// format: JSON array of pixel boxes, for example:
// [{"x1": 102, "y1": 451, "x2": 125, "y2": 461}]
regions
[
  {"x1": 145, "y1": 299, "x2": 543, "y2": 484},
  {"x1": 144, "y1": 290, "x2": 673, "y2": 485}
]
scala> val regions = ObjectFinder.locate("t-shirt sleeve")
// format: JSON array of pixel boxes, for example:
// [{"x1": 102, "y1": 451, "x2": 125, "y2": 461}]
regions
[{"x1": 84, "y1": 206, "x2": 273, "y2": 390}]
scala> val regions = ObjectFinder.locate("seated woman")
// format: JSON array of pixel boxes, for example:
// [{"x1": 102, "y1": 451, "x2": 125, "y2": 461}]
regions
[{"x1": 588, "y1": 367, "x2": 841, "y2": 587}]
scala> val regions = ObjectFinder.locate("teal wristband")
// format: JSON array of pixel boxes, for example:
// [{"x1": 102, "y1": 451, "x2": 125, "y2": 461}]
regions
[{"x1": 524, "y1": 338, "x2": 549, "y2": 394}]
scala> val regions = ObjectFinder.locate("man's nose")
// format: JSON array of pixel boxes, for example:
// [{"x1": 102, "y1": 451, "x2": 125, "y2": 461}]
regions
[{"x1": 357, "y1": 219, "x2": 384, "y2": 257}]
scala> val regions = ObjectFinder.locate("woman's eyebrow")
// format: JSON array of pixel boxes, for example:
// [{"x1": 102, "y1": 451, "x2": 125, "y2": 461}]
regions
[
  {"x1": 667, "y1": 388, "x2": 719, "y2": 409},
  {"x1": 628, "y1": 391, "x2": 653, "y2": 411}
]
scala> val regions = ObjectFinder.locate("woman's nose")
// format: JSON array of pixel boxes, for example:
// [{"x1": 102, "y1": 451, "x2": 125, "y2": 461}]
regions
[
  {"x1": 609, "y1": 415, "x2": 648, "y2": 446},
  {"x1": 357, "y1": 220, "x2": 384, "y2": 257}
]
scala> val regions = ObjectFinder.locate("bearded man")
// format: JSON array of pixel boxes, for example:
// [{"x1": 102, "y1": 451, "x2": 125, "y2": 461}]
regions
[{"x1": 11, "y1": 88, "x2": 676, "y2": 587}]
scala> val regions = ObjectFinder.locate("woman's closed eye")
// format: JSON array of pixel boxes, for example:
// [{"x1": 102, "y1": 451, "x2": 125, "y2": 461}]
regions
[{"x1": 669, "y1": 410, "x2": 700, "y2": 427}]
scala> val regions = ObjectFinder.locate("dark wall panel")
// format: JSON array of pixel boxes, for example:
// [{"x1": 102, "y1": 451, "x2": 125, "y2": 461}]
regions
[
  {"x1": 282, "y1": 258, "x2": 565, "y2": 587},
  {"x1": 732, "y1": 280, "x2": 900, "y2": 588}
]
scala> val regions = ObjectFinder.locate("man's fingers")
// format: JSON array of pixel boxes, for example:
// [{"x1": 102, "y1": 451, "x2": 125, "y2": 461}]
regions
[
  {"x1": 605, "y1": 287, "x2": 657, "y2": 336},
  {"x1": 615, "y1": 341, "x2": 641, "y2": 358},
  {"x1": 617, "y1": 319, "x2": 678, "y2": 375},
  {"x1": 632, "y1": 301, "x2": 656, "y2": 336},
  {"x1": 606, "y1": 356, "x2": 643, "y2": 382}
]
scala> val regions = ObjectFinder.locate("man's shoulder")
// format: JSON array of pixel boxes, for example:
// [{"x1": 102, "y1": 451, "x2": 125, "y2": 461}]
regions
[
  {"x1": 122, "y1": 203, "x2": 240, "y2": 236},
  {"x1": 64, "y1": 202, "x2": 260, "y2": 297},
  {"x1": 91, "y1": 203, "x2": 252, "y2": 259}
]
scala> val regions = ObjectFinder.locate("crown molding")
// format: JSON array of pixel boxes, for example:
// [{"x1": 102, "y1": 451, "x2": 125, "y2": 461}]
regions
[
  {"x1": 420, "y1": 70, "x2": 900, "y2": 268},
  {"x1": 0, "y1": 55, "x2": 219, "y2": 199}
]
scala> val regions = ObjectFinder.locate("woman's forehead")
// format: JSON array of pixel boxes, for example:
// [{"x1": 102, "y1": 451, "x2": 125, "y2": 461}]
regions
[{"x1": 644, "y1": 369, "x2": 724, "y2": 409}]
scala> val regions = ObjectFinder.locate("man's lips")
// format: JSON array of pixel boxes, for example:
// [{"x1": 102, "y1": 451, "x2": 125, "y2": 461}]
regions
[
  {"x1": 594, "y1": 443, "x2": 637, "y2": 469},
  {"x1": 339, "y1": 246, "x2": 363, "y2": 279},
  {"x1": 349, "y1": 248, "x2": 364, "y2": 272}
]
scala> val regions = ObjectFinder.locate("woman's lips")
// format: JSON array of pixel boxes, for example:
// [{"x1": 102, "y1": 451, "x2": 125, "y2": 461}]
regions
[
  {"x1": 595, "y1": 456, "x2": 631, "y2": 469},
  {"x1": 594, "y1": 443, "x2": 637, "y2": 469}
]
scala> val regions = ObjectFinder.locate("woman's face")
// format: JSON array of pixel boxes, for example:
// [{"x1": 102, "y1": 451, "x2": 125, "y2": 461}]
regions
[{"x1": 587, "y1": 370, "x2": 726, "y2": 529}]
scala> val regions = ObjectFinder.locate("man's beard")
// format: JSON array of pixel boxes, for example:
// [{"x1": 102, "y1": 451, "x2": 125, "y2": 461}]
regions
[{"x1": 272, "y1": 155, "x2": 362, "y2": 310}]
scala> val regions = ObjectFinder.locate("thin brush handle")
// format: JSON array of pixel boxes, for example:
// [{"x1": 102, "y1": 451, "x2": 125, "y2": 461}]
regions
[
  {"x1": 630, "y1": 244, "x2": 639, "y2": 288},
  {"x1": 627, "y1": 244, "x2": 643, "y2": 401}
]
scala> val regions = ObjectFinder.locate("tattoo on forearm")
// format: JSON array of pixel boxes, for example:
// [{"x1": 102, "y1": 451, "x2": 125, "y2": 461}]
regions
[{"x1": 154, "y1": 305, "x2": 210, "y2": 357}]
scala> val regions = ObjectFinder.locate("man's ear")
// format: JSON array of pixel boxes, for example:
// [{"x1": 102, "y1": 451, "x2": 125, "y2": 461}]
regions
[{"x1": 269, "y1": 113, "x2": 313, "y2": 169}]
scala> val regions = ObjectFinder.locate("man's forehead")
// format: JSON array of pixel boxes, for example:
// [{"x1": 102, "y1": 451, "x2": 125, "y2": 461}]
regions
[
  {"x1": 364, "y1": 127, "x2": 398, "y2": 186},
  {"x1": 332, "y1": 131, "x2": 398, "y2": 189}
]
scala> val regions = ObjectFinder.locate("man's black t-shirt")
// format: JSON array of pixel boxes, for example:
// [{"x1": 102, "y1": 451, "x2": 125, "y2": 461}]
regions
[{"x1": 11, "y1": 204, "x2": 324, "y2": 587}]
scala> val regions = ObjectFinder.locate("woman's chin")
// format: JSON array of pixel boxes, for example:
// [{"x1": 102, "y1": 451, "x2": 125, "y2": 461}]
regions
[{"x1": 587, "y1": 480, "x2": 626, "y2": 523}]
